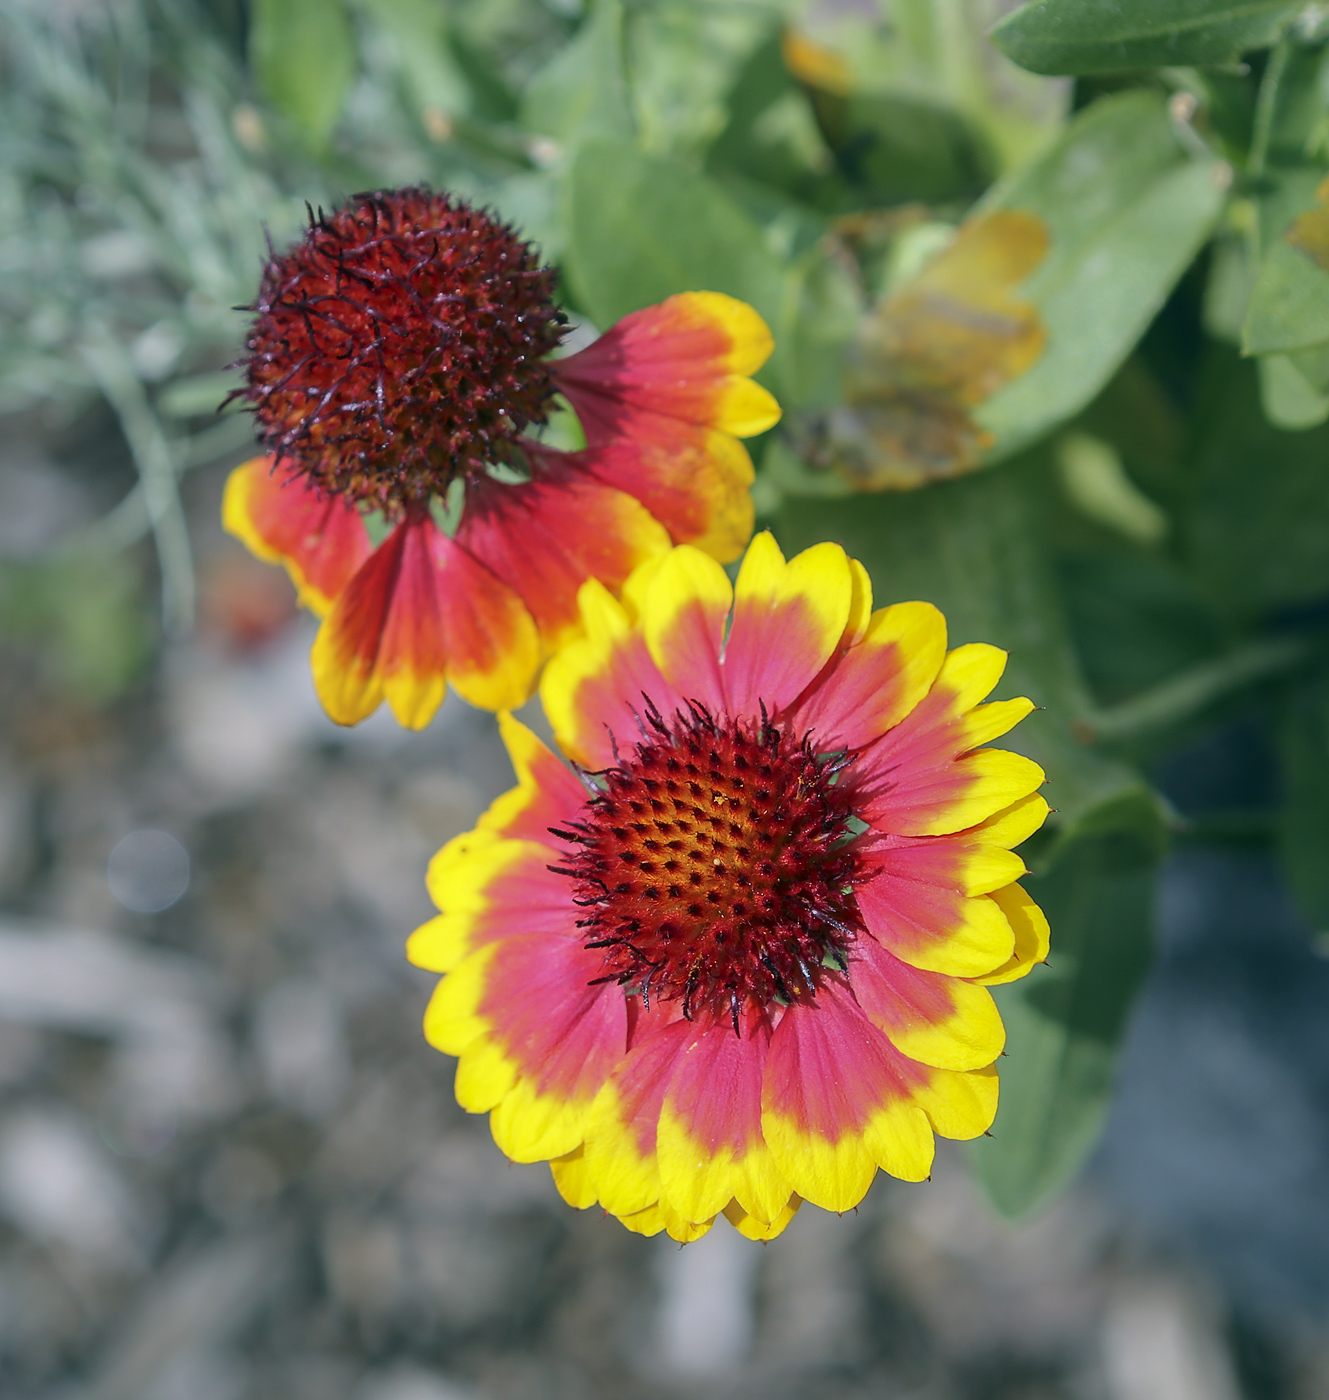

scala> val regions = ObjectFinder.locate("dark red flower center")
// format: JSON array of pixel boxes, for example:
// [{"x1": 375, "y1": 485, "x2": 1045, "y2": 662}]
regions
[
  {"x1": 241, "y1": 188, "x2": 565, "y2": 516},
  {"x1": 552, "y1": 704, "x2": 862, "y2": 1030}
]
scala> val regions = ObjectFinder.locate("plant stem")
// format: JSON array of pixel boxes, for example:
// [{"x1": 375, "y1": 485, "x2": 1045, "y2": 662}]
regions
[
  {"x1": 1248, "y1": 35, "x2": 1291, "y2": 181},
  {"x1": 79, "y1": 322, "x2": 195, "y2": 636},
  {"x1": 1079, "y1": 635, "x2": 1311, "y2": 743}
]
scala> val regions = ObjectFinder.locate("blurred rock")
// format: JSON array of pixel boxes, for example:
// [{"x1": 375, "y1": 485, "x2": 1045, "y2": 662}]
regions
[
  {"x1": 0, "y1": 1109, "x2": 146, "y2": 1267},
  {"x1": 67, "y1": 1233, "x2": 282, "y2": 1400},
  {"x1": 656, "y1": 1226, "x2": 758, "y2": 1376},
  {"x1": 0, "y1": 922, "x2": 239, "y2": 1126},
  {"x1": 199, "y1": 1146, "x2": 282, "y2": 1224},
  {"x1": 879, "y1": 1149, "x2": 1110, "y2": 1360},
  {"x1": 1101, "y1": 1275, "x2": 1241, "y2": 1400},
  {"x1": 0, "y1": 763, "x2": 35, "y2": 898},
  {"x1": 164, "y1": 628, "x2": 328, "y2": 804},
  {"x1": 254, "y1": 981, "x2": 350, "y2": 1121},
  {"x1": 397, "y1": 771, "x2": 485, "y2": 850},
  {"x1": 1100, "y1": 849, "x2": 1329, "y2": 1323},
  {"x1": 356, "y1": 1366, "x2": 480, "y2": 1400},
  {"x1": 311, "y1": 778, "x2": 435, "y2": 933},
  {"x1": 324, "y1": 1210, "x2": 407, "y2": 1319},
  {"x1": 0, "y1": 1022, "x2": 45, "y2": 1086},
  {"x1": 753, "y1": 1204, "x2": 864, "y2": 1375}
]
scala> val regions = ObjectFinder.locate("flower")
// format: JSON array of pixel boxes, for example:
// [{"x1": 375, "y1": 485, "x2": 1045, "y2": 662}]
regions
[
  {"x1": 408, "y1": 532, "x2": 1050, "y2": 1241},
  {"x1": 223, "y1": 189, "x2": 779, "y2": 727}
]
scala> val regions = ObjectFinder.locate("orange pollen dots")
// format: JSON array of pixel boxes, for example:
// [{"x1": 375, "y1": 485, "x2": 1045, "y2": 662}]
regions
[
  {"x1": 550, "y1": 703, "x2": 863, "y2": 1031},
  {"x1": 240, "y1": 188, "x2": 565, "y2": 517}
]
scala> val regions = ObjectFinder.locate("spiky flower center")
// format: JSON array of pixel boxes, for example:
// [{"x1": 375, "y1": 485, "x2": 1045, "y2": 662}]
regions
[
  {"x1": 242, "y1": 188, "x2": 565, "y2": 516},
  {"x1": 553, "y1": 705, "x2": 862, "y2": 1030}
]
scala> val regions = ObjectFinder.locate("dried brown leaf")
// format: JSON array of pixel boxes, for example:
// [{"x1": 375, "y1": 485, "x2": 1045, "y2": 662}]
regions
[{"x1": 824, "y1": 210, "x2": 1049, "y2": 491}]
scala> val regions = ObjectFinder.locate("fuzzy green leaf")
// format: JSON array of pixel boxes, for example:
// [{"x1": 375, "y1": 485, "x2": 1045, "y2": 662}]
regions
[
  {"x1": 980, "y1": 92, "x2": 1226, "y2": 460},
  {"x1": 520, "y1": 0, "x2": 634, "y2": 148},
  {"x1": 1185, "y1": 349, "x2": 1329, "y2": 618},
  {"x1": 968, "y1": 825, "x2": 1158, "y2": 1217},
  {"x1": 249, "y1": 0, "x2": 357, "y2": 150},
  {"x1": 564, "y1": 138, "x2": 784, "y2": 332},
  {"x1": 1245, "y1": 170, "x2": 1329, "y2": 356},
  {"x1": 992, "y1": 0, "x2": 1300, "y2": 76},
  {"x1": 352, "y1": 0, "x2": 470, "y2": 118}
]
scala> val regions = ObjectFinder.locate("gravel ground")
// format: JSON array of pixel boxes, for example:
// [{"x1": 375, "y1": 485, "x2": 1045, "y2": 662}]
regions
[{"x1": 4, "y1": 451, "x2": 1329, "y2": 1400}]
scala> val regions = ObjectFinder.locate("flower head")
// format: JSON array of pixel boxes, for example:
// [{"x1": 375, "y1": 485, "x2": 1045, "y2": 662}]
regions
[
  {"x1": 243, "y1": 190, "x2": 563, "y2": 514},
  {"x1": 224, "y1": 188, "x2": 780, "y2": 727},
  {"x1": 409, "y1": 533, "x2": 1050, "y2": 1241}
]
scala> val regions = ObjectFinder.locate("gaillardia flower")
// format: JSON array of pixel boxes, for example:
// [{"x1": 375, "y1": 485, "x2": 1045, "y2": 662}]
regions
[
  {"x1": 408, "y1": 533, "x2": 1050, "y2": 1241},
  {"x1": 223, "y1": 188, "x2": 779, "y2": 726}
]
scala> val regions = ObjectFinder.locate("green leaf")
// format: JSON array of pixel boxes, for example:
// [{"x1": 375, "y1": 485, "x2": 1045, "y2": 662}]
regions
[
  {"x1": 1055, "y1": 432, "x2": 1170, "y2": 548},
  {"x1": 777, "y1": 242, "x2": 863, "y2": 413},
  {"x1": 1073, "y1": 355, "x2": 1189, "y2": 511},
  {"x1": 879, "y1": 0, "x2": 1072, "y2": 171},
  {"x1": 967, "y1": 824, "x2": 1158, "y2": 1218},
  {"x1": 449, "y1": 27, "x2": 520, "y2": 124},
  {"x1": 1258, "y1": 351, "x2": 1329, "y2": 427},
  {"x1": 1244, "y1": 170, "x2": 1329, "y2": 356},
  {"x1": 773, "y1": 456, "x2": 1164, "y2": 849},
  {"x1": 1277, "y1": 669, "x2": 1329, "y2": 935},
  {"x1": 1203, "y1": 234, "x2": 1255, "y2": 343},
  {"x1": 705, "y1": 33, "x2": 840, "y2": 206},
  {"x1": 1058, "y1": 551, "x2": 1226, "y2": 708},
  {"x1": 249, "y1": 0, "x2": 357, "y2": 151},
  {"x1": 992, "y1": 0, "x2": 1300, "y2": 76},
  {"x1": 1184, "y1": 347, "x2": 1329, "y2": 618},
  {"x1": 627, "y1": 4, "x2": 777, "y2": 162},
  {"x1": 351, "y1": 0, "x2": 470, "y2": 118},
  {"x1": 1285, "y1": 340, "x2": 1329, "y2": 391},
  {"x1": 0, "y1": 555, "x2": 153, "y2": 704},
  {"x1": 979, "y1": 92, "x2": 1226, "y2": 459},
  {"x1": 564, "y1": 138, "x2": 784, "y2": 332},
  {"x1": 520, "y1": 0, "x2": 634, "y2": 149},
  {"x1": 1256, "y1": 41, "x2": 1329, "y2": 168},
  {"x1": 1241, "y1": 40, "x2": 1329, "y2": 356},
  {"x1": 809, "y1": 88, "x2": 993, "y2": 205}
]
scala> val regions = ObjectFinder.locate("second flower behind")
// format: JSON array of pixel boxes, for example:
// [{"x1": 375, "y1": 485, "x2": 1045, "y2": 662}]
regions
[{"x1": 223, "y1": 188, "x2": 779, "y2": 728}]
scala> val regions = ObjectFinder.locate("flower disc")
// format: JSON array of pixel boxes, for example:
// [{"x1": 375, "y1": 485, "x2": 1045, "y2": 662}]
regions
[
  {"x1": 558, "y1": 703, "x2": 861, "y2": 1027},
  {"x1": 242, "y1": 189, "x2": 565, "y2": 514}
]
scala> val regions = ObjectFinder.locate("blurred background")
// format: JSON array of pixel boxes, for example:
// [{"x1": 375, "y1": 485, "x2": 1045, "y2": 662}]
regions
[{"x1": 7, "y1": 0, "x2": 1329, "y2": 1396}]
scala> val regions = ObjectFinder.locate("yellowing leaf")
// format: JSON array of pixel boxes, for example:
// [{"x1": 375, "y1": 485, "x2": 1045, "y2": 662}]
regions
[
  {"x1": 824, "y1": 210, "x2": 1050, "y2": 491},
  {"x1": 780, "y1": 28, "x2": 852, "y2": 96},
  {"x1": 1286, "y1": 173, "x2": 1329, "y2": 270}
]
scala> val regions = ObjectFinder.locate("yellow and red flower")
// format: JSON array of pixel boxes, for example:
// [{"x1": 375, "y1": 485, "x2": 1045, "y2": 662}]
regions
[
  {"x1": 408, "y1": 532, "x2": 1050, "y2": 1241},
  {"x1": 222, "y1": 188, "x2": 779, "y2": 727}
]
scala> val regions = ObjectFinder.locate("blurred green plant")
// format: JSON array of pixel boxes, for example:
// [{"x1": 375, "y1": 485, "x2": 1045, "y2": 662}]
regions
[{"x1": 6, "y1": 0, "x2": 1329, "y2": 1222}]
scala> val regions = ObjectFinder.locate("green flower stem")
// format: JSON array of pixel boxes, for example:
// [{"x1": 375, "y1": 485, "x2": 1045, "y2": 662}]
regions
[
  {"x1": 74, "y1": 484, "x2": 150, "y2": 558},
  {"x1": 79, "y1": 321, "x2": 195, "y2": 636},
  {"x1": 1248, "y1": 33, "x2": 1291, "y2": 180},
  {"x1": 1078, "y1": 634, "x2": 1311, "y2": 743},
  {"x1": 70, "y1": 417, "x2": 251, "y2": 562}
]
